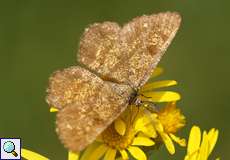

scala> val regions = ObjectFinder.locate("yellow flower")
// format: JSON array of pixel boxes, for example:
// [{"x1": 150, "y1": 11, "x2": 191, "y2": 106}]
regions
[
  {"x1": 21, "y1": 148, "x2": 79, "y2": 160},
  {"x1": 137, "y1": 102, "x2": 186, "y2": 155},
  {"x1": 184, "y1": 125, "x2": 219, "y2": 160},
  {"x1": 21, "y1": 149, "x2": 49, "y2": 160},
  {"x1": 157, "y1": 102, "x2": 186, "y2": 154},
  {"x1": 158, "y1": 102, "x2": 186, "y2": 134},
  {"x1": 16, "y1": 67, "x2": 220, "y2": 160},
  {"x1": 78, "y1": 106, "x2": 155, "y2": 160}
]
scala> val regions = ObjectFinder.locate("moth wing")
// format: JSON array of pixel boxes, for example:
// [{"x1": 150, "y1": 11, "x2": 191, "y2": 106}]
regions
[
  {"x1": 46, "y1": 66, "x2": 103, "y2": 109},
  {"x1": 46, "y1": 66, "x2": 132, "y2": 151},
  {"x1": 78, "y1": 12, "x2": 181, "y2": 88},
  {"x1": 113, "y1": 12, "x2": 182, "y2": 88},
  {"x1": 78, "y1": 22, "x2": 122, "y2": 82},
  {"x1": 56, "y1": 101, "x2": 127, "y2": 152}
]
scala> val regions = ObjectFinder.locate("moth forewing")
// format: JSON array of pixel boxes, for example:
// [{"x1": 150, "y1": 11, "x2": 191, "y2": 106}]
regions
[{"x1": 78, "y1": 12, "x2": 181, "y2": 89}]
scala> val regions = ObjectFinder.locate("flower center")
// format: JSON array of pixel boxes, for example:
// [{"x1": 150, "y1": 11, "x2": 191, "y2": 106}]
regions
[
  {"x1": 101, "y1": 123, "x2": 135, "y2": 150},
  {"x1": 158, "y1": 103, "x2": 186, "y2": 133}
]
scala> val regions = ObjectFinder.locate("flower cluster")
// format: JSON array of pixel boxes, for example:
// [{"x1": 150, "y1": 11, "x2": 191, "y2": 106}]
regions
[{"x1": 21, "y1": 68, "x2": 219, "y2": 160}]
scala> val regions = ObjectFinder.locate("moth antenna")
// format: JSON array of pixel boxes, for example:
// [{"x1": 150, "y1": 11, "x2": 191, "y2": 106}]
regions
[{"x1": 140, "y1": 93, "x2": 152, "y2": 99}]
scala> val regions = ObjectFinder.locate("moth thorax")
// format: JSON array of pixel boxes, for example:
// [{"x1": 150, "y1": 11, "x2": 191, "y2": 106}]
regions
[{"x1": 128, "y1": 91, "x2": 142, "y2": 105}]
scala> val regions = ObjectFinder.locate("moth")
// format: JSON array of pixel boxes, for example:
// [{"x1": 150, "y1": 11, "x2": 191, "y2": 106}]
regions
[{"x1": 46, "y1": 12, "x2": 181, "y2": 152}]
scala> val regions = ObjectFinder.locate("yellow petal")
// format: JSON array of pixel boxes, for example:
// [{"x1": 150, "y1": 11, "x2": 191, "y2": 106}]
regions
[
  {"x1": 140, "y1": 91, "x2": 181, "y2": 103},
  {"x1": 21, "y1": 148, "x2": 49, "y2": 160},
  {"x1": 50, "y1": 107, "x2": 58, "y2": 112},
  {"x1": 187, "y1": 126, "x2": 201, "y2": 155},
  {"x1": 170, "y1": 133, "x2": 186, "y2": 147},
  {"x1": 119, "y1": 150, "x2": 129, "y2": 160},
  {"x1": 127, "y1": 146, "x2": 147, "y2": 160},
  {"x1": 184, "y1": 155, "x2": 189, "y2": 160},
  {"x1": 134, "y1": 115, "x2": 157, "y2": 138},
  {"x1": 137, "y1": 112, "x2": 163, "y2": 133},
  {"x1": 160, "y1": 132, "x2": 175, "y2": 155},
  {"x1": 132, "y1": 136, "x2": 155, "y2": 146},
  {"x1": 150, "y1": 114, "x2": 164, "y2": 132},
  {"x1": 89, "y1": 144, "x2": 108, "y2": 160},
  {"x1": 197, "y1": 131, "x2": 209, "y2": 160},
  {"x1": 104, "y1": 148, "x2": 117, "y2": 160},
  {"x1": 114, "y1": 118, "x2": 126, "y2": 136},
  {"x1": 184, "y1": 152, "x2": 199, "y2": 160},
  {"x1": 140, "y1": 80, "x2": 177, "y2": 93},
  {"x1": 141, "y1": 125, "x2": 158, "y2": 138},
  {"x1": 207, "y1": 128, "x2": 219, "y2": 155},
  {"x1": 68, "y1": 151, "x2": 79, "y2": 160},
  {"x1": 149, "y1": 67, "x2": 164, "y2": 79},
  {"x1": 135, "y1": 116, "x2": 149, "y2": 131},
  {"x1": 80, "y1": 142, "x2": 100, "y2": 160}
]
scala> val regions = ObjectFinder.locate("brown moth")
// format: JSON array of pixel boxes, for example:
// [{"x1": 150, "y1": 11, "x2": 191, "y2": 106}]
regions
[{"x1": 46, "y1": 12, "x2": 181, "y2": 152}]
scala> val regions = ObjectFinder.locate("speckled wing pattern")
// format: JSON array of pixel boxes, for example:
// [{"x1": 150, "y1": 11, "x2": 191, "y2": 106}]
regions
[
  {"x1": 46, "y1": 12, "x2": 181, "y2": 152},
  {"x1": 46, "y1": 66, "x2": 132, "y2": 151},
  {"x1": 79, "y1": 12, "x2": 181, "y2": 88}
]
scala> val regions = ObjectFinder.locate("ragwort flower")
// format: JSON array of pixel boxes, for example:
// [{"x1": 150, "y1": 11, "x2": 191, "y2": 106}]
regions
[
  {"x1": 78, "y1": 106, "x2": 155, "y2": 160},
  {"x1": 134, "y1": 102, "x2": 186, "y2": 155},
  {"x1": 21, "y1": 148, "x2": 78, "y2": 160},
  {"x1": 156, "y1": 102, "x2": 186, "y2": 154},
  {"x1": 184, "y1": 125, "x2": 219, "y2": 160}
]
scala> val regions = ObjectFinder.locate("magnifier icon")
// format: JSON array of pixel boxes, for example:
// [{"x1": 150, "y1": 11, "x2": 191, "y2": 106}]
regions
[{"x1": 3, "y1": 141, "x2": 18, "y2": 157}]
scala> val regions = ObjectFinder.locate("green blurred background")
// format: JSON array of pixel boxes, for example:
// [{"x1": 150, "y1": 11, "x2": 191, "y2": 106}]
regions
[{"x1": 0, "y1": 0, "x2": 229, "y2": 159}]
